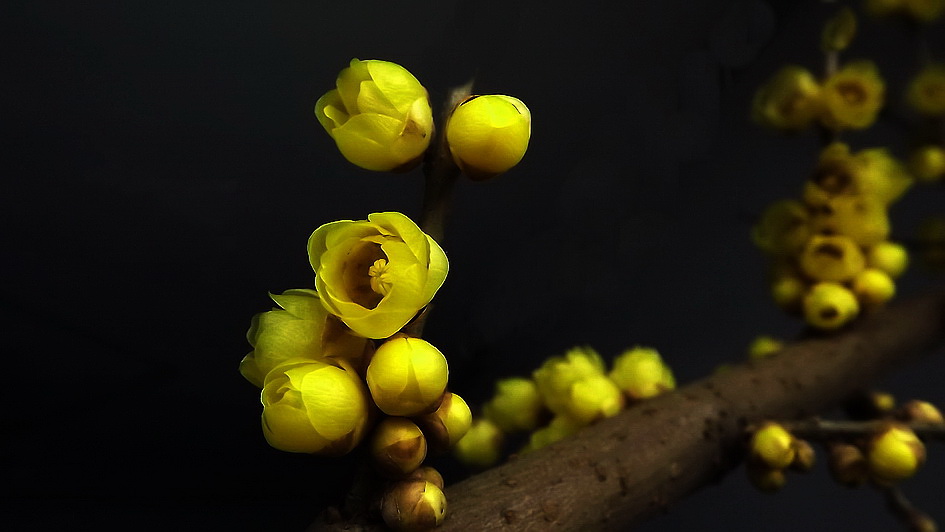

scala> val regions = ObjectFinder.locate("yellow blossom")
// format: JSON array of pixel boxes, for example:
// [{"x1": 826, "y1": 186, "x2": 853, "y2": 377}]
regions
[
  {"x1": 866, "y1": 241, "x2": 910, "y2": 278},
  {"x1": 750, "y1": 422, "x2": 796, "y2": 470},
  {"x1": 446, "y1": 95, "x2": 531, "y2": 180},
  {"x1": 751, "y1": 199, "x2": 811, "y2": 256},
  {"x1": 522, "y1": 415, "x2": 584, "y2": 453},
  {"x1": 415, "y1": 392, "x2": 472, "y2": 451},
  {"x1": 453, "y1": 418, "x2": 503, "y2": 468},
  {"x1": 798, "y1": 234, "x2": 866, "y2": 283},
  {"x1": 370, "y1": 417, "x2": 428, "y2": 478},
  {"x1": 867, "y1": 424, "x2": 926, "y2": 485},
  {"x1": 315, "y1": 59, "x2": 433, "y2": 172},
  {"x1": 819, "y1": 60, "x2": 884, "y2": 130},
  {"x1": 748, "y1": 335, "x2": 784, "y2": 360},
  {"x1": 532, "y1": 346, "x2": 606, "y2": 417},
  {"x1": 851, "y1": 268, "x2": 896, "y2": 310},
  {"x1": 240, "y1": 289, "x2": 370, "y2": 388},
  {"x1": 260, "y1": 358, "x2": 371, "y2": 455},
  {"x1": 365, "y1": 336, "x2": 449, "y2": 416},
  {"x1": 803, "y1": 282, "x2": 860, "y2": 330},
  {"x1": 608, "y1": 346, "x2": 676, "y2": 400},
  {"x1": 808, "y1": 195, "x2": 890, "y2": 247},
  {"x1": 308, "y1": 212, "x2": 448, "y2": 339},
  {"x1": 483, "y1": 377, "x2": 544, "y2": 432},
  {"x1": 752, "y1": 66, "x2": 822, "y2": 131},
  {"x1": 908, "y1": 64, "x2": 945, "y2": 115},
  {"x1": 804, "y1": 143, "x2": 911, "y2": 207}
]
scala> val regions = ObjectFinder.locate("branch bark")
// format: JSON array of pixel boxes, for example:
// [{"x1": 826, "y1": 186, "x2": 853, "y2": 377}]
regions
[{"x1": 309, "y1": 287, "x2": 945, "y2": 531}]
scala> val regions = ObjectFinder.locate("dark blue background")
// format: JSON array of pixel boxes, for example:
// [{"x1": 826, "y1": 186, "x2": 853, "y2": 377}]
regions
[{"x1": 3, "y1": 0, "x2": 944, "y2": 530}]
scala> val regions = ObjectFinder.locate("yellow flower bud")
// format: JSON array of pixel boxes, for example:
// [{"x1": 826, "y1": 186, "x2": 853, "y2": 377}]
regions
[
  {"x1": 366, "y1": 336, "x2": 449, "y2": 416},
  {"x1": 482, "y1": 377, "x2": 544, "y2": 432},
  {"x1": 315, "y1": 59, "x2": 433, "y2": 172},
  {"x1": 819, "y1": 60, "x2": 885, "y2": 130},
  {"x1": 453, "y1": 418, "x2": 503, "y2": 468},
  {"x1": 803, "y1": 282, "x2": 860, "y2": 330},
  {"x1": 748, "y1": 335, "x2": 784, "y2": 360},
  {"x1": 750, "y1": 422, "x2": 796, "y2": 470},
  {"x1": 896, "y1": 400, "x2": 944, "y2": 424},
  {"x1": 808, "y1": 196, "x2": 890, "y2": 247},
  {"x1": 414, "y1": 392, "x2": 472, "y2": 452},
  {"x1": 380, "y1": 480, "x2": 447, "y2": 532},
  {"x1": 751, "y1": 66, "x2": 822, "y2": 131},
  {"x1": 240, "y1": 289, "x2": 371, "y2": 387},
  {"x1": 522, "y1": 415, "x2": 584, "y2": 453},
  {"x1": 769, "y1": 270, "x2": 807, "y2": 315},
  {"x1": 567, "y1": 374, "x2": 625, "y2": 424},
  {"x1": 851, "y1": 268, "x2": 896, "y2": 310},
  {"x1": 827, "y1": 442, "x2": 869, "y2": 487},
  {"x1": 798, "y1": 234, "x2": 866, "y2": 283},
  {"x1": 867, "y1": 424, "x2": 926, "y2": 485},
  {"x1": 751, "y1": 199, "x2": 811, "y2": 256},
  {"x1": 866, "y1": 241, "x2": 909, "y2": 278},
  {"x1": 909, "y1": 144, "x2": 945, "y2": 182},
  {"x1": 370, "y1": 417, "x2": 428, "y2": 478},
  {"x1": 608, "y1": 346, "x2": 676, "y2": 400},
  {"x1": 260, "y1": 359, "x2": 371, "y2": 455},
  {"x1": 405, "y1": 466, "x2": 445, "y2": 490},
  {"x1": 308, "y1": 212, "x2": 448, "y2": 339},
  {"x1": 853, "y1": 148, "x2": 913, "y2": 206},
  {"x1": 821, "y1": 7, "x2": 857, "y2": 52},
  {"x1": 533, "y1": 346, "x2": 606, "y2": 416},
  {"x1": 446, "y1": 94, "x2": 531, "y2": 180},
  {"x1": 746, "y1": 462, "x2": 787, "y2": 493}
]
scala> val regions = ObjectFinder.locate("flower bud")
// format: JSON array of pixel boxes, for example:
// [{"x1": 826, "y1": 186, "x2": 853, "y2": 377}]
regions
[
  {"x1": 567, "y1": 374, "x2": 625, "y2": 423},
  {"x1": 751, "y1": 199, "x2": 811, "y2": 256},
  {"x1": 446, "y1": 94, "x2": 531, "y2": 180},
  {"x1": 260, "y1": 359, "x2": 371, "y2": 455},
  {"x1": 747, "y1": 335, "x2": 784, "y2": 360},
  {"x1": 866, "y1": 241, "x2": 909, "y2": 278},
  {"x1": 370, "y1": 417, "x2": 428, "y2": 478},
  {"x1": 751, "y1": 66, "x2": 822, "y2": 131},
  {"x1": 827, "y1": 442, "x2": 869, "y2": 487},
  {"x1": 907, "y1": 63, "x2": 945, "y2": 116},
  {"x1": 482, "y1": 377, "x2": 544, "y2": 432},
  {"x1": 909, "y1": 144, "x2": 945, "y2": 182},
  {"x1": 453, "y1": 418, "x2": 503, "y2": 468},
  {"x1": 844, "y1": 389, "x2": 896, "y2": 420},
  {"x1": 414, "y1": 392, "x2": 472, "y2": 452},
  {"x1": 749, "y1": 422, "x2": 796, "y2": 470},
  {"x1": 851, "y1": 268, "x2": 896, "y2": 310},
  {"x1": 790, "y1": 439, "x2": 817, "y2": 472},
  {"x1": 821, "y1": 7, "x2": 857, "y2": 52},
  {"x1": 867, "y1": 423, "x2": 926, "y2": 485},
  {"x1": 746, "y1": 462, "x2": 787, "y2": 493},
  {"x1": 380, "y1": 480, "x2": 447, "y2": 532},
  {"x1": 522, "y1": 415, "x2": 584, "y2": 453},
  {"x1": 533, "y1": 346, "x2": 606, "y2": 416},
  {"x1": 608, "y1": 346, "x2": 676, "y2": 400},
  {"x1": 803, "y1": 282, "x2": 860, "y2": 330},
  {"x1": 769, "y1": 271, "x2": 807, "y2": 315},
  {"x1": 366, "y1": 336, "x2": 449, "y2": 416},
  {"x1": 405, "y1": 466, "x2": 444, "y2": 490},
  {"x1": 895, "y1": 400, "x2": 944, "y2": 424},
  {"x1": 798, "y1": 234, "x2": 866, "y2": 283},
  {"x1": 819, "y1": 60, "x2": 884, "y2": 131},
  {"x1": 315, "y1": 59, "x2": 433, "y2": 172}
]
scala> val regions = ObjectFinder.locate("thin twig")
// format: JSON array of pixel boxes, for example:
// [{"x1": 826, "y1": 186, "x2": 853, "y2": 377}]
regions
[{"x1": 772, "y1": 419, "x2": 945, "y2": 441}]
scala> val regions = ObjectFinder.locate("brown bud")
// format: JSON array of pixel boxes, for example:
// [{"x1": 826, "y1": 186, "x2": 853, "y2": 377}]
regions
[
  {"x1": 790, "y1": 439, "x2": 816, "y2": 472},
  {"x1": 370, "y1": 417, "x2": 428, "y2": 478},
  {"x1": 380, "y1": 480, "x2": 447, "y2": 532},
  {"x1": 405, "y1": 466, "x2": 444, "y2": 490},
  {"x1": 895, "y1": 400, "x2": 944, "y2": 424},
  {"x1": 827, "y1": 442, "x2": 868, "y2": 487},
  {"x1": 413, "y1": 392, "x2": 472, "y2": 453}
]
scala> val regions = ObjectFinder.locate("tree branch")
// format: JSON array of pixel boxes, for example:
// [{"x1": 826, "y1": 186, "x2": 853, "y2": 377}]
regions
[{"x1": 309, "y1": 287, "x2": 945, "y2": 531}]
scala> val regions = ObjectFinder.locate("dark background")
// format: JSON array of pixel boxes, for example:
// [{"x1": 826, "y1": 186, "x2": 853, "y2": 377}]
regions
[{"x1": 3, "y1": 0, "x2": 944, "y2": 530}]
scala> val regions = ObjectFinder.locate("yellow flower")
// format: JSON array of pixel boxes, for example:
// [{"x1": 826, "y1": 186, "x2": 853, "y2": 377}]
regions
[
  {"x1": 315, "y1": 59, "x2": 433, "y2": 172},
  {"x1": 851, "y1": 268, "x2": 896, "y2": 310},
  {"x1": 446, "y1": 95, "x2": 531, "y2": 180},
  {"x1": 867, "y1": 424, "x2": 926, "y2": 485},
  {"x1": 750, "y1": 422, "x2": 796, "y2": 470},
  {"x1": 482, "y1": 377, "x2": 544, "y2": 432},
  {"x1": 365, "y1": 336, "x2": 449, "y2": 416},
  {"x1": 415, "y1": 392, "x2": 473, "y2": 451},
  {"x1": 380, "y1": 480, "x2": 447, "y2": 532},
  {"x1": 567, "y1": 374, "x2": 624, "y2": 423},
  {"x1": 808, "y1": 195, "x2": 890, "y2": 247},
  {"x1": 819, "y1": 60, "x2": 884, "y2": 130},
  {"x1": 260, "y1": 358, "x2": 371, "y2": 455},
  {"x1": 907, "y1": 64, "x2": 945, "y2": 115},
  {"x1": 803, "y1": 282, "x2": 860, "y2": 330},
  {"x1": 747, "y1": 335, "x2": 784, "y2": 360},
  {"x1": 533, "y1": 346, "x2": 606, "y2": 417},
  {"x1": 309, "y1": 212, "x2": 448, "y2": 339},
  {"x1": 751, "y1": 199, "x2": 811, "y2": 256},
  {"x1": 798, "y1": 234, "x2": 866, "y2": 283},
  {"x1": 608, "y1": 346, "x2": 676, "y2": 400},
  {"x1": 522, "y1": 415, "x2": 584, "y2": 452},
  {"x1": 240, "y1": 289, "x2": 370, "y2": 388},
  {"x1": 751, "y1": 66, "x2": 822, "y2": 131},
  {"x1": 867, "y1": 241, "x2": 909, "y2": 278},
  {"x1": 370, "y1": 417, "x2": 428, "y2": 478},
  {"x1": 909, "y1": 144, "x2": 945, "y2": 182},
  {"x1": 804, "y1": 143, "x2": 911, "y2": 207},
  {"x1": 453, "y1": 418, "x2": 504, "y2": 468}
]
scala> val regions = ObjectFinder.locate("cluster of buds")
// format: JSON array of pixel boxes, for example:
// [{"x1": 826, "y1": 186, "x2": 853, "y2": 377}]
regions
[
  {"x1": 454, "y1": 346, "x2": 675, "y2": 468},
  {"x1": 746, "y1": 422, "x2": 816, "y2": 492},
  {"x1": 315, "y1": 58, "x2": 530, "y2": 181},
  {"x1": 240, "y1": 211, "x2": 471, "y2": 531},
  {"x1": 753, "y1": 142, "x2": 914, "y2": 329}
]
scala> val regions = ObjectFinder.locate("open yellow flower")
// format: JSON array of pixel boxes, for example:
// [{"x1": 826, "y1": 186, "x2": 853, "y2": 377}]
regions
[
  {"x1": 308, "y1": 212, "x2": 448, "y2": 339},
  {"x1": 240, "y1": 289, "x2": 370, "y2": 388},
  {"x1": 315, "y1": 59, "x2": 433, "y2": 172},
  {"x1": 819, "y1": 60, "x2": 884, "y2": 130},
  {"x1": 260, "y1": 358, "x2": 372, "y2": 455}
]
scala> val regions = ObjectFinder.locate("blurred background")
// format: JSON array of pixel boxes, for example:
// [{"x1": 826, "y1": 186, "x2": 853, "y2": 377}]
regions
[{"x1": 3, "y1": 0, "x2": 944, "y2": 530}]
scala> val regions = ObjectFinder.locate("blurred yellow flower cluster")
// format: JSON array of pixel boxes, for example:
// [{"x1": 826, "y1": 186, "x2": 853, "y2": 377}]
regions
[
  {"x1": 753, "y1": 61, "x2": 885, "y2": 132},
  {"x1": 905, "y1": 64, "x2": 945, "y2": 184},
  {"x1": 864, "y1": 0, "x2": 944, "y2": 22},
  {"x1": 454, "y1": 346, "x2": 675, "y2": 468},
  {"x1": 753, "y1": 143, "x2": 914, "y2": 330},
  {"x1": 315, "y1": 59, "x2": 530, "y2": 180}
]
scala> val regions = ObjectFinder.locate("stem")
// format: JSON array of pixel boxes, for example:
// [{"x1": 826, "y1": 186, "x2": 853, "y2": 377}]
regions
[
  {"x1": 883, "y1": 486, "x2": 938, "y2": 532},
  {"x1": 772, "y1": 419, "x2": 945, "y2": 442}
]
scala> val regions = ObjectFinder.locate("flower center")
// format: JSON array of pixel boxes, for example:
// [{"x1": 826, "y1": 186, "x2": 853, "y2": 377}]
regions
[{"x1": 368, "y1": 259, "x2": 394, "y2": 296}]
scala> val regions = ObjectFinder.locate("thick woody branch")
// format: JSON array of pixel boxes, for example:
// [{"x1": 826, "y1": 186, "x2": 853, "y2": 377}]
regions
[{"x1": 309, "y1": 288, "x2": 945, "y2": 531}]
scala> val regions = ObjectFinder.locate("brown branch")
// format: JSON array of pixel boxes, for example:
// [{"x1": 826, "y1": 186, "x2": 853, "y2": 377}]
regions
[{"x1": 309, "y1": 287, "x2": 945, "y2": 531}]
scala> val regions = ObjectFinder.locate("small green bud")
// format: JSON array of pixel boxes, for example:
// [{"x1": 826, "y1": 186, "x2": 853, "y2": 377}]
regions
[
  {"x1": 370, "y1": 417, "x2": 428, "y2": 478},
  {"x1": 414, "y1": 392, "x2": 472, "y2": 452},
  {"x1": 380, "y1": 480, "x2": 447, "y2": 532}
]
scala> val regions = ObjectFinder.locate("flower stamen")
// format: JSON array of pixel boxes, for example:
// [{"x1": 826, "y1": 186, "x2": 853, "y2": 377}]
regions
[{"x1": 369, "y1": 258, "x2": 394, "y2": 296}]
